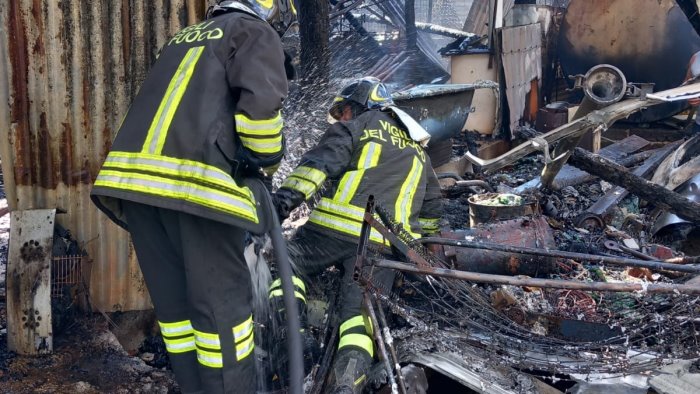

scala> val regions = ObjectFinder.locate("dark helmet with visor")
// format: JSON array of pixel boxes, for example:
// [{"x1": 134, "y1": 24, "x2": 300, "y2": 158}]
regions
[{"x1": 329, "y1": 77, "x2": 394, "y2": 120}]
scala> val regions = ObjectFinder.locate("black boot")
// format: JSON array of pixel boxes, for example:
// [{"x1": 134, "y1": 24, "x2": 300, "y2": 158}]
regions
[{"x1": 328, "y1": 348, "x2": 373, "y2": 394}]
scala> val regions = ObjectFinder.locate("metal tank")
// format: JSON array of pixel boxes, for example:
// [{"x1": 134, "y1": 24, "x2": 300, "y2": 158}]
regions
[{"x1": 559, "y1": 0, "x2": 700, "y2": 122}]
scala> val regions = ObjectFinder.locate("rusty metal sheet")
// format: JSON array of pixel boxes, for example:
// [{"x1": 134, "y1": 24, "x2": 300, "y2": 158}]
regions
[
  {"x1": 0, "y1": 1, "x2": 205, "y2": 312},
  {"x1": 501, "y1": 23, "x2": 542, "y2": 135},
  {"x1": 7, "y1": 209, "x2": 55, "y2": 355}
]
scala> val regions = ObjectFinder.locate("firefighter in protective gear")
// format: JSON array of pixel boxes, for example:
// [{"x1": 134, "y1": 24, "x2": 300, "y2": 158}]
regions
[
  {"x1": 270, "y1": 77, "x2": 442, "y2": 393},
  {"x1": 91, "y1": 2, "x2": 288, "y2": 393}
]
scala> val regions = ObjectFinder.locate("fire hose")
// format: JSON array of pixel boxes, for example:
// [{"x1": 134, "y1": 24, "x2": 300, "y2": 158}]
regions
[{"x1": 248, "y1": 178, "x2": 304, "y2": 394}]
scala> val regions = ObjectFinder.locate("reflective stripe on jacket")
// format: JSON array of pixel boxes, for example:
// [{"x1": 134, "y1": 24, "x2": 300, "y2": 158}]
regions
[
  {"x1": 276, "y1": 110, "x2": 442, "y2": 245},
  {"x1": 91, "y1": 11, "x2": 287, "y2": 231}
]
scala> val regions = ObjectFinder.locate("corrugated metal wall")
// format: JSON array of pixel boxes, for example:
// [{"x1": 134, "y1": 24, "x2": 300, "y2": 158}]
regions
[{"x1": 0, "y1": 0, "x2": 208, "y2": 312}]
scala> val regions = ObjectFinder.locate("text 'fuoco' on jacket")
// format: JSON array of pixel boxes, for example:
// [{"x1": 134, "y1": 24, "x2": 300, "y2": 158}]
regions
[
  {"x1": 91, "y1": 10, "x2": 288, "y2": 233},
  {"x1": 276, "y1": 110, "x2": 442, "y2": 245}
]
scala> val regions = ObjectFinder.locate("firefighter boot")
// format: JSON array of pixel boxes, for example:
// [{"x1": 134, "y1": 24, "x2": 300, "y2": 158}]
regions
[{"x1": 328, "y1": 348, "x2": 374, "y2": 394}]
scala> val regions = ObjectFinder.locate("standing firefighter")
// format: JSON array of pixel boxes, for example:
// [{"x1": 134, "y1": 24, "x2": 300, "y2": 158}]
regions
[
  {"x1": 91, "y1": 1, "x2": 292, "y2": 392},
  {"x1": 271, "y1": 77, "x2": 443, "y2": 393}
]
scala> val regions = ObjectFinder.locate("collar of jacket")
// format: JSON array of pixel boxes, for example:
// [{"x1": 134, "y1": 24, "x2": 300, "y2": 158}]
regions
[{"x1": 386, "y1": 106, "x2": 431, "y2": 147}]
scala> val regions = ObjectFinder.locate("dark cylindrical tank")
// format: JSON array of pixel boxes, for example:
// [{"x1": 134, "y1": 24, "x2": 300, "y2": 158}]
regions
[{"x1": 559, "y1": 0, "x2": 700, "y2": 122}]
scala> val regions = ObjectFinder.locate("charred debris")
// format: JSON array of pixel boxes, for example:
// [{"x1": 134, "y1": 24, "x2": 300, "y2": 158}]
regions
[{"x1": 2, "y1": 0, "x2": 700, "y2": 393}]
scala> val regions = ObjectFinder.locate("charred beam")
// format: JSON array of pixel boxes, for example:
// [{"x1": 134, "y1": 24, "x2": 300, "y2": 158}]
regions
[
  {"x1": 299, "y1": 0, "x2": 330, "y2": 83},
  {"x1": 405, "y1": 0, "x2": 417, "y2": 51},
  {"x1": 415, "y1": 22, "x2": 476, "y2": 39},
  {"x1": 373, "y1": 259, "x2": 700, "y2": 295},
  {"x1": 419, "y1": 237, "x2": 700, "y2": 274},
  {"x1": 569, "y1": 147, "x2": 700, "y2": 224}
]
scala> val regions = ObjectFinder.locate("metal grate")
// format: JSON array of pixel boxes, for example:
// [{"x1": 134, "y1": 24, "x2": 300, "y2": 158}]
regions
[{"x1": 51, "y1": 255, "x2": 83, "y2": 298}]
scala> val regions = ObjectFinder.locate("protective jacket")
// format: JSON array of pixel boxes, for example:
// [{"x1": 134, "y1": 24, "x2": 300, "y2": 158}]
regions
[
  {"x1": 91, "y1": 10, "x2": 287, "y2": 233},
  {"x1": 276, "y1": 110, "x2": 442, "y2": 245}
]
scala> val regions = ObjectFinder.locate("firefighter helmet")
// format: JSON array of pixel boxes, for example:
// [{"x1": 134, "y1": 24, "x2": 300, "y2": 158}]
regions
[
  {"x1": 207, "y1": 0, "x2": 296, "y2": 35},
  {"x1": 329, "y1": 77, "x2": 394, "y2": 120}
]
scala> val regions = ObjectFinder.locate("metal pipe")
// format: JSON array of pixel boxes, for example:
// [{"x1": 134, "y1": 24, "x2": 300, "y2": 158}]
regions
[
  {"x1": 415, "y1": 22, "x2": 476, "y2": 38},
  {"x1": 419, "y1": 237, "x2": 700, "y2": 274},
  {"x1": 364, "y1": 293, "x2": 399, "y2": 394},
  {"x1": 373, "y1": 259, "x2": 700, "y2": 295},
  {"x1": 374, "y1": 294, "x2": 407, "y2": 394}
]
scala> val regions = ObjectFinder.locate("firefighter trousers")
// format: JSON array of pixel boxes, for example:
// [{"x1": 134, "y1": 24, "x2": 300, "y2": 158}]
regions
[
  {"x1": 287, "y1": 227, "x2": 395, "y2": 341},
  {"x1": 123, "y1": 201, "x2": 256, "y2": 394}
]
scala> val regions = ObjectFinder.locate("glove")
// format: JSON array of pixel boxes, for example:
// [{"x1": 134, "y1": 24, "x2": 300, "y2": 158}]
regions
[{"x1": 271, "y1": 193, "x2": 292, "y2": 222}]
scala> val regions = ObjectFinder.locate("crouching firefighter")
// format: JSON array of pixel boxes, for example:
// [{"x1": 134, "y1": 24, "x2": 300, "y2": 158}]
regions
[
  {"x1": 90, "y1": 1, "x2": 296, "y2": 393},
  {"x1": 270, "y1": 77, "x2": 443, "y2": 393}
]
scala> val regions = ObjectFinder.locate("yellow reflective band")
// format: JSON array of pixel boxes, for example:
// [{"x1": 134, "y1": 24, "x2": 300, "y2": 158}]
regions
[
  {"x1": 338, "y1": 333, "x2": 374, "y2": 358},
  {"x1": 292, "y1": 166, "x2": 327, "y2": 185},
  {"x1": 103, "y1": 151, "x2": 256, "y2": 203},
  {"x1": 143, "y1": 46, "x2": 204, "y2": 155},
  {"x1": 235, "y1": 331, "x2": 255, "y2": 361},
  {"x1": 359, "y1": 142, "x2": 382, "y2": 168},
  {"x1": 95, "y1": 170, "x2": 258, "y2": 222},
  {"x1": 309, "y1": 199, "x2": 388, "y2": 244},
  {"x1": 233, "y1": 315, "x2": 254, "y2": 342},
  {"x1": 194, "y1": 330, "x2": 221, "y2": 350},
  {"x1": 339, "y1": 315, "x2": 366, "y2": 336},
  {"x1": 419, "y1": 217, "x2": 440, "y2": 232},
  {"x1": 268, "y1": 289, "x2": 306, "y2": 303},
  {"x1": 308, "y1": 210, "x2": 387, "y2": 245},
  {"x1": 282, "y1": 165, "x2": 327, "y2": 198},
  {"x1": 163, "y1": 336, "x2": 196, "y2": 353},
  {"x1": 158, "y1": 320, "x2": 194, "y2": 336},
  {"x1": 197, "y1": 348, "x2": 223, "y2": 368},
  {"x1": 281, "y1": 177, "x2": 318, "y2": 199},
  {"x1": 395, "y1": 156, "x2": 422, "y2": 231},
  {"x1": 290, "y1": 0, "x2": 297, "y2": 15},
  {"x1": 270, "y1": 276, "x2": 306, "y2": 293},
  {"x1": 334, "y1": 142, "x2": 381, "y2": 202},
  {"x1": 235, "y1": 111, "x2": 283, "y2": 135},
  {"x1": 354, "y1": 375, "x2": 367, "y2": 387},
  {"x1": 238, "y1": 134, "x2": 283, "y2": 154}
]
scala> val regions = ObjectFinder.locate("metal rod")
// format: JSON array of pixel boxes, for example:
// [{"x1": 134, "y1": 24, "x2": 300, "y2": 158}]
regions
[
  {"x1": 373, "y1": 259, "x2": 700, "y2": 294},
  {"x1": 310, "y1": 326, "x2": 339, "y2": 394},
  {"x1": 419, "y1": 237, "x2": 700, "y2": 274},
  {"x1": 364, "y1": 293, "x2": 399, "y2": 394},
  {"x1": 374, "y1": 294, "x2": 407, "y2": 394},
  {"x1": 366, "y1": 213, "x2": 432, "y2": 268}
]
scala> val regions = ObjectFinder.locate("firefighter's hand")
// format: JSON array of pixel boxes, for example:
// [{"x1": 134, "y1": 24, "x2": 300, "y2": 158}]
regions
[
  {"x1": 271, "y1": 193, "x2": 291, "y2": 222},
  {"x1": 690, "y1": 97, "x2": 700, "y2": 107}
]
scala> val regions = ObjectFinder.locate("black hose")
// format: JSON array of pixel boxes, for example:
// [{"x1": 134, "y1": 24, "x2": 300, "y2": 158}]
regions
[{"x1": 255, "y1": 182, "x2": 304, "y2": 394}]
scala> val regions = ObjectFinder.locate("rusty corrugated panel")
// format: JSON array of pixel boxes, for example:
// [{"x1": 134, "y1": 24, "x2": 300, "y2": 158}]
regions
[
  {"x1": 0, "y1": 0, "x2": 207, "y2": 312},
  {"x1": 501, "y1": 23, "x2": 542, "y2": 135}
]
